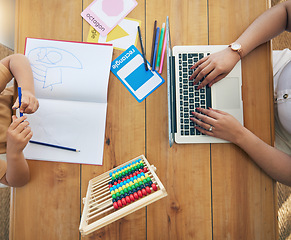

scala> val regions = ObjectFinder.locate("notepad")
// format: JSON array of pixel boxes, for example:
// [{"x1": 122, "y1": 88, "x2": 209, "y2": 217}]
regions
[
  {"x1": 111, "y1": 45, "x2": 164, "y2": 102},
  {"x1": 23, "y1": 38, "x2": 113, "y2": 165}
]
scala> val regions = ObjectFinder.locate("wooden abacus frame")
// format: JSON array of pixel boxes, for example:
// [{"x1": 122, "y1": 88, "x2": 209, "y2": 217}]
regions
[{"x1": 79, "y1": 155, "x2": 167, "y2": 236}]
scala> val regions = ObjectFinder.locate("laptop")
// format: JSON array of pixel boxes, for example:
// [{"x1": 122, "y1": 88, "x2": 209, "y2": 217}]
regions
[{"x1": 166, "y1": 16, "x2": 243, "y2": 146}]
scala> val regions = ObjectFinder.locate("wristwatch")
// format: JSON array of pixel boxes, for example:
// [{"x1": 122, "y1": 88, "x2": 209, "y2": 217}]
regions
[{"x1": 229, "y1": 42, "x2": 242, "y2": 59}]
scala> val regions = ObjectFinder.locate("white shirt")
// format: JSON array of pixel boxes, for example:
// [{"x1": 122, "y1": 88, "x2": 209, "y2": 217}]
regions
[{"x1": 273, "y1": 49, "x2": 291, "y2": 155}]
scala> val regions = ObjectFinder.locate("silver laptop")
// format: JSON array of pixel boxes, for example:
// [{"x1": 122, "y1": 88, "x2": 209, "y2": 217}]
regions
[{"x1": 166, "y1": 16, "x2": 243, "y2": 146}]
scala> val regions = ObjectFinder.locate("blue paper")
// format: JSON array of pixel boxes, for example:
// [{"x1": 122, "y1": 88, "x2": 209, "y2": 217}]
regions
[{"x1": 111, "y1": 45, "x2": 164, "y2": 102}]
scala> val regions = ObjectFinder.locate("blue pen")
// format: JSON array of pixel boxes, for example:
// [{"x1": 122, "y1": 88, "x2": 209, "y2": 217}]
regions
[
  {"x1": 29, "y1": 140, "x2": 80, "y2": 152},
  {"x1": 17, "y1": 87, "x2": 23, "y2": 117},
  {"x1": 152, "y1": 27, "x2": 160, "y2": 71}
]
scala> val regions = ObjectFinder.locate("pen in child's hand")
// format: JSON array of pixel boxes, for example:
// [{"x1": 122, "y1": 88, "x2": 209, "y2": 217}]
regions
[{"x1": 17, "y1": 87, "x2": 23, "y2": 117}]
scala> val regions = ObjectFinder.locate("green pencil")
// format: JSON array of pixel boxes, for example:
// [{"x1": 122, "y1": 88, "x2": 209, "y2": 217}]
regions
[{"x1": 155, "y1": 23, "x2": 165, "y2": 71}]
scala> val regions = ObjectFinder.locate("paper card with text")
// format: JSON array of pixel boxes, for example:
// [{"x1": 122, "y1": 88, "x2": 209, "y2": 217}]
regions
[
  {"x1": 87, "y1": 18, "x2": 141, "y2": 51},
  {"x1": 81, "y1": 0, "x2": 138, "y2": 36},
  {"x1": 111, "y1": 45, "x2": 165, "y2": 102}
]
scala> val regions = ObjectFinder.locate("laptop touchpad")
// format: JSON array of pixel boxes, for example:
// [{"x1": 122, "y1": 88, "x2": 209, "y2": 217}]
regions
[{"x1": 213, "y1": 77, "x2": 241, "y2": 109}]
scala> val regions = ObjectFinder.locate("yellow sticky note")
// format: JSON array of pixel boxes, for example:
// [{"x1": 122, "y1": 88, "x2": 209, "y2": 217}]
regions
[
  {"x1": 87, "y1": 18, "x2": 141, "y2": 51},
  {"x1": 87, "y1": 27, "x2": 99, "y2": 43}
]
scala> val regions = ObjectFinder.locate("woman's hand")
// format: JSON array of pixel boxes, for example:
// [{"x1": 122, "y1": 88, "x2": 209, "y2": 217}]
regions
[
  {"x1": 190, "y1": 107, "x2": 245, "y2": 144},
  {"x1": 189, "y1": 47, "x2": 240, "y2": 89}
]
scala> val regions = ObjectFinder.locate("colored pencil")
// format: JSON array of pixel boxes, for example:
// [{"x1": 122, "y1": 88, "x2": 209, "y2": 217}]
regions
[
  {"x1": 150, "y1": 20, "x2": 157, "y2": 68},
  {"x1": 152, "y1": 27, "x2": 160, "y2": 71},
  {"x1": 17, "y1": 87, "x2": 23, "y2": 117},
  {"x1": 29, "y1": 140, "x2": 80, "y2": 152},
  {"x1": 137, "y1": 26, "x2": 148, "y2": 71},
  {"x1": 159, "y1": 28, "x2": 167, "y2": 74},
  {"x1": 155, "y1": 23, "x2": 165, "y2": 71}
]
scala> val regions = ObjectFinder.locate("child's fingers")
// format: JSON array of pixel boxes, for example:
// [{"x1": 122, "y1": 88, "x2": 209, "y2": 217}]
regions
[
  {"x1": 14, "y1": 120, "x2": 30, "y2": 134},
  {"x1": 11, "y1": 115, "x2": 17, "y2": 122},
  {"x1": 19, "y1": 95, "x2": 29, "y2": 113},
  {"x1": 9, "y1": 116, "x2": 27, "y2": 130},
  {"x1": 17, "y1": 96, "x2": 39, "y2": 114},
  {"x1": 24, "y1": 131, "x2": 33, "y2": 142},
  {"x1": 26, "y1": 98, "x2": 39, "y2": 114},
  {"x1": 12, "y1": 98, "x2": 19, "y2": 110},
  {"x1": 31, "y1": 100, "x2": 39, "y2": 113},
  {"x1": 20, "y1": 125, "x2": 32, "y2": 138}
]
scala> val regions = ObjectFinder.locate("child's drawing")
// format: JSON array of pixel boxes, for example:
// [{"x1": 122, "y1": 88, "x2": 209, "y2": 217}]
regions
[{"x1": 27, "y1": 47, "x2": 83, "y2": 90}]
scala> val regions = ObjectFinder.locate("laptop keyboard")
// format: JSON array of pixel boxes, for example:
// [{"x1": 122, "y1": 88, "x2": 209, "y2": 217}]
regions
[{"x1": 178, "y1": 52, "x2": 211, "y2": 136}]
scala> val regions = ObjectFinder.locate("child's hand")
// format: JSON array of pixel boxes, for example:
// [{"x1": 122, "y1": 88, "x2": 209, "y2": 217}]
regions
[
  {"x1": 6, "y1": 115, "x2": 33, "y2": 153},
  {"x1": 13, "y1": 90, "x2": 39, "y2": 114}
]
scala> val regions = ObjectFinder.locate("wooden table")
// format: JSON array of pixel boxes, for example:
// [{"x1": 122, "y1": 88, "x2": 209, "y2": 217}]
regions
[{"x1": 10, "y1": 0, "x2": 277, "y2": 239}]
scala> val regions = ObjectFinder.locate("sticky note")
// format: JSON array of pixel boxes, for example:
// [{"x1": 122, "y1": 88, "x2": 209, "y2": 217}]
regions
[{"x1": 87, "y1": 18, "x2": 141, "y2": 51}]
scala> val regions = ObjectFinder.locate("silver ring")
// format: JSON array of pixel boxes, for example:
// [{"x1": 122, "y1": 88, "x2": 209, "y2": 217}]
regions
[{"x1": 208, "y1": 126, "x2": 213, "y2": 132}]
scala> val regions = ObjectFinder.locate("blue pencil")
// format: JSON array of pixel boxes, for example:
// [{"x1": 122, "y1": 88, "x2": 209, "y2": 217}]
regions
[
  {"x1": 152, "y1": 27, "x2": 160, "y2": 71},
  {"x1": 17, "y1": 87, "x2": 23, "y2": 117},
  {"x1": 29, "y1": 140, "x2": 80, "y2": 152}
]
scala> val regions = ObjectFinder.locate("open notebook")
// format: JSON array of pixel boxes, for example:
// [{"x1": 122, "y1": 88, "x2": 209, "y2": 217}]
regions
[{"x1": 23, "y1": 38, "x2": 113, "y2": 165}]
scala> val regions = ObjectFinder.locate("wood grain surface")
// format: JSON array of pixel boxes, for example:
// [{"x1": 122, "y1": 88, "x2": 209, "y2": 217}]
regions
[
  {"x1": 145, "y1": 1, "x2": 212, "y2": 239},
  {"x1": 10, "y1": 0, "x2": 277, "y2": 239}
]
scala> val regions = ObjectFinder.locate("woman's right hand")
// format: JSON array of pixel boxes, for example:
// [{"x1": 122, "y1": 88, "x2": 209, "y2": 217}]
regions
[{"x1": 189, "y1": 47, "x2": 240, "y2": 89}]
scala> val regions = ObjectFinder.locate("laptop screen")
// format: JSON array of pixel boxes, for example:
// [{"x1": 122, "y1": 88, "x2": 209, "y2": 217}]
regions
[{"x1": 166, "y1": 16, "x2": 175, "y2": 147}]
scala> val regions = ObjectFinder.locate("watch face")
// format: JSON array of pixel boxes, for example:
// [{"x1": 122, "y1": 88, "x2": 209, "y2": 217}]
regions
[{"x1": 232, "y1": 43, "x2": 241, "y2": 50}]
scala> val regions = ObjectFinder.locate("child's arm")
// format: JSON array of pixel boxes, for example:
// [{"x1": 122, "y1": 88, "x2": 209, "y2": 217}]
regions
[
  {"x1": 1, "y1": 54, "x2": 39, "y2": 114},
  {"x1": 0, "y1": 115, "x2": 32, "y2": 187}
]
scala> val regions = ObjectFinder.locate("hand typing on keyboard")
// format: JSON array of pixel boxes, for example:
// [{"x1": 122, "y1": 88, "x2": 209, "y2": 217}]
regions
[
  {"x1": 190, "y1": 107, "x2": 243, "y2": 143},
  {"x1": 189, "y1": 47, "x2": 240, "y2": 89}
]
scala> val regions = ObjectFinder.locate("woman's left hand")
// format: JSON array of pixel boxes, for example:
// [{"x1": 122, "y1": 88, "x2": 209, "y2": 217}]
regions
[{"x1": 190, "y1": 107, "x2": 244, "y2": 144}]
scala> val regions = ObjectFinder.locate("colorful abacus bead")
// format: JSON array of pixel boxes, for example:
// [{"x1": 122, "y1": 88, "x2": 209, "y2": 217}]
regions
[
  {"x1": 117, "y1": 200, "x2": 123, "y2": 208},
  {"x1": 152, "y1": 183, "x2": 158, "y2": 191},
  {"x1": 141, "y1": 188, "x2": 147, "y2": 196},
  {"x1": 125, "y1": 195, "x2": 131, "y2": 203},
  {"x1": 113, "y1": 202, "x2": 119, "y2": 209},
  {"x1": 108, "y1": 159, "x2": 157, "y2": 209},
  {"x1": 121, "y1": 198, "x2": 127, "y2": 206},
  {"x1": 146, "y1": 186, "x2": 151, "y2": 194}
]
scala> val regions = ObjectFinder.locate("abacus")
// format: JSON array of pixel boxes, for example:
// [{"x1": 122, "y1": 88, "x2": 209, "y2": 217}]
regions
[{"x1": 79, "y1": 155, "x2": 167, "y2": 235}]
